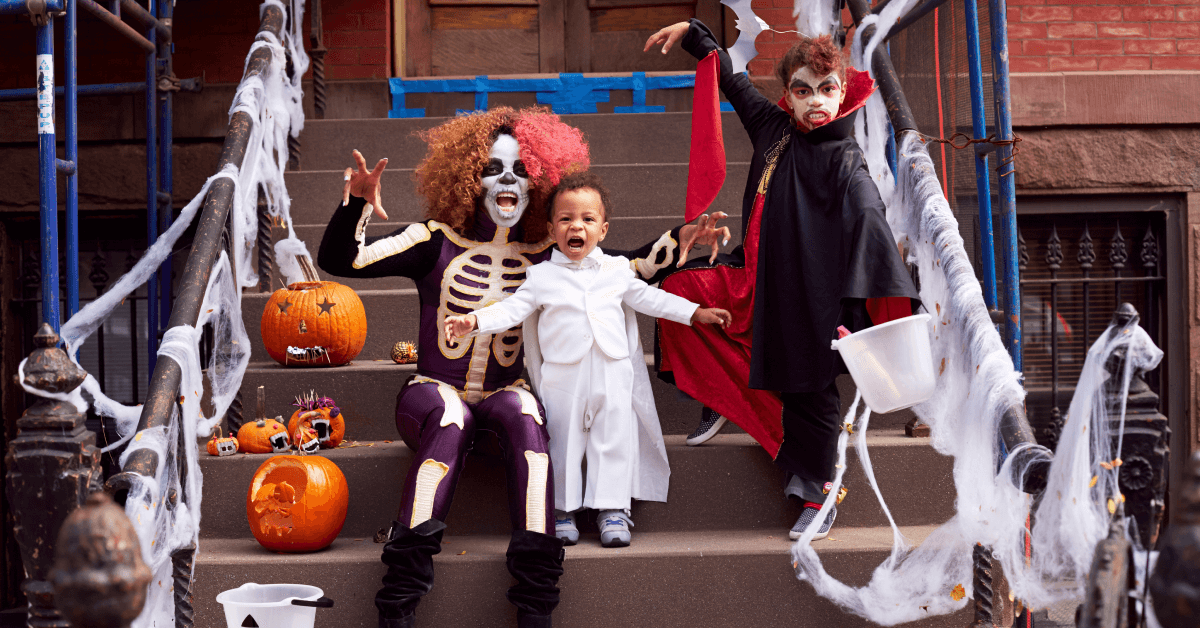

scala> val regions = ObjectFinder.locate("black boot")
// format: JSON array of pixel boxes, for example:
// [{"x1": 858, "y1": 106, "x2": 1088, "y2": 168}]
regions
[
  {"x1": 506, "y1": 529, "x2": 566, "y2": 628},
  {"x1": 376, "y1": 518, "x2": 447, "y2": 627}
]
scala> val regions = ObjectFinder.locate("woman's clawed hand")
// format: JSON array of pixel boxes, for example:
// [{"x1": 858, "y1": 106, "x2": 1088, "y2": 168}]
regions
[{"x1": 343, "y1": 149, "x2": 389, "y2": 220}]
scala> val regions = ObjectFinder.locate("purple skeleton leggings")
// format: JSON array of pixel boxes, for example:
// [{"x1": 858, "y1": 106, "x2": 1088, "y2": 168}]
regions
[{"x1": 395, "y1": 381, "x2": 555, "y2": 533}]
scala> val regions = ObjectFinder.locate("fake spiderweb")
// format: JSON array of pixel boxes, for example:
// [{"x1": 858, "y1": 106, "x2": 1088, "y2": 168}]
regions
[{"x1": 19, "y1": 1, "x2": 312, "y2": 625}]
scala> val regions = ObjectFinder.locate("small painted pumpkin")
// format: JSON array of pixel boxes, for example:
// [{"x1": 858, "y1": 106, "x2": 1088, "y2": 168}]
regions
[
  {"x1": 293, "y1": 425, "x2": 321, "y2": 455},
  {"x1": 260, "y1": 255, "x2": 366, "y2": 367},
  {"x1": 237, "y1": 416, "x2": 290, "y2": 454},
  {"x1": 247, "y1": 454, "x2": 349, "y2": 552},
  {"x1": 206, "y1": 426, "x2": 239, "y2": 457},
  {"x1": 288, "y1": 391, "x2": 345, "y2": 449},
  {"x1": 391, "y1": 341, "x2": 418, "y2": 364}
]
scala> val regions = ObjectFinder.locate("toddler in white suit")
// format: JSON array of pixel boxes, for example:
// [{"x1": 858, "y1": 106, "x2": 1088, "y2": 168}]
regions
[{"x1": 446, "y1": 172, "x2": 730, "y2": 547}]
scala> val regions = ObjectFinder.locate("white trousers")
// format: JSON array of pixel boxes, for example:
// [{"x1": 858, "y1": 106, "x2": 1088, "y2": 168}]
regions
[{"x1": 539, "y1": 346, "x2": 636, "y2": 512}]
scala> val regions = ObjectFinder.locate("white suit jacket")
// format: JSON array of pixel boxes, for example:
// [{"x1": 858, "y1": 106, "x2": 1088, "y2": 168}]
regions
[
  {"x1": 473, "y1": 248, "x2": 697, "y2": 364},
  {"x1": 470, "y1": 247, "x2": 698, "y2": 503}
]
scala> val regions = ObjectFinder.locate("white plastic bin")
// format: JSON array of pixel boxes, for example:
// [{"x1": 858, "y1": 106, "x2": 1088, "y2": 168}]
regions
[
  {"x1": 215, "y1": 583, "x2": 333, "y2": 628},
  {"x1": 831, "y1": 313, "x2": 935, "y2": 413}
]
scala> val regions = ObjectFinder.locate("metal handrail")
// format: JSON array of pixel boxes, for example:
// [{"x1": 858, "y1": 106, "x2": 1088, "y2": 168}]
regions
[{"x1": 106, "y1": 3, "x2": 285, "y2": 498}]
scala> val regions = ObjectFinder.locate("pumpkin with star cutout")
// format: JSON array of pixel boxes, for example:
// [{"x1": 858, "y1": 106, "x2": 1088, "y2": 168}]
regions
[{"x1": 260, "y1": 256, "x2": 366, "y2": 367}]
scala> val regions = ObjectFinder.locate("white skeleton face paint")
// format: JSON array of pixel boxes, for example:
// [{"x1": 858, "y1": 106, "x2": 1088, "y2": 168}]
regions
[
  {"x1": 786, "y1": 66, "x2": 846, "y2": 132},
  {"x1": 480, "y1": 134, "x2": 530, "y2": 228}
]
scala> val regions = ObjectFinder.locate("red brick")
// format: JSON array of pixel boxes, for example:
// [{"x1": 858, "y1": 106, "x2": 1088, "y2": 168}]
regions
[
  {"x1": 755, "y1": 8, "x2": 794, "y2": 26},
  {"x1": 325, "y1": 29, "x2": 389, "y2": 49},
  {"x1": 358, "y1": 48, "x2": 389, "y2": 66},
  {"x1": 1179, "y1": 7, "x2": 1200, "y2": 20},
  {"x1": 1008, "y1": 23, "x2": 1048, "y2": 38},
  {"x1": 324, "y1": 48, "x2": 361, "y2": 66},
  {"x1": 1153, "y1": 57, "x2": 1200, "y2": 70},
  {"x1": 1010, "y1": 57, "x2": 1050, "y2": 71},
  {"x1": 331, "y1": 0, "x2": 385, "y2": 13},
  {"x1": 1022, "y1": 6, "x2": 1073, "y2": 20},
  {"x1": 1126, "y1": 39, "x2": 1175, "y2": 54},
  {"x1": 1151, "y1": 22, "x2": 1200, "y2": 38},
  {"x1": 1007, "y1": 0, "x2": 1046, "y2": 6},
  {"x1": 770, "y1": 0, "x2": 795, "y2": 7},
  {"x1": 1074, "y1": 6, "x2": 1123, "y2": 20},
  {"x1": 1099, "y1": 56, "x2": 1152, "y2": 70},
  {"x1": 1024, "y1": 39, "x2": 1073, "y2": 55},
  {"x1": 1048, "y1": 55, "x2": 1098, "y2": 70},
  {"x1": 1180, "y1": 40, "x2": 1200, "y2": 54},
  {"x1": 1151, "y1": 0, "x2": 1200, "y2": 5},
  {"x1": 1008, "y1": 7, "x2": 1021, "y2": 22},
  {"x1": 755, "y1": 41, "x2": 795, "y2": 59},
  {"x1": 1123, "y1": 6, "x2": 1174, "y2": 20},
  {"x1": 1098, "y1": 23, "x2": 1150, "y2": 37},
  {"x1": 747, "y1": 60, "x2": 775, "y2": 76},
  {"x1": 1058, "y1": 0, "x2": 1151, "y2": 4},
  {"x1": 358, "y1": 11, "x2": 389, "y2": 30},
  {"x1": 1048, "y1": 22, "x2": 1097, "y2": 37},
  {"x1": 1074, "y1": 39, "x2": 1123, "y2": 54},
  {"x1": 322, "y1": 12, "x2": 362, "y2": 32},
  {"x1": 330, "y1": 65, "x2": 385, "y2": 80}
]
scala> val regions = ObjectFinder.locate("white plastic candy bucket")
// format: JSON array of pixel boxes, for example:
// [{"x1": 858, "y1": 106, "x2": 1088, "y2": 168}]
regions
[
  {"x1": 831, "y1": 313, "x2": 935, "y2": 413},
  {"x1": 216, "y1": 583, "x2": 333, "y2": 628}
]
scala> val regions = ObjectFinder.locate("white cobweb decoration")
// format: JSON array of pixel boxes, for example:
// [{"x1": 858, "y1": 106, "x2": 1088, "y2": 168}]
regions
[
  {"x1": 794, "y1": 0, "x2": 841, "y2": 38},
  {"x1": 781, "y1": 6, "x2": 1166, "y2": 619},
  {"x1": 19, "y1": 1, "x2": 312, "y2": 626}
]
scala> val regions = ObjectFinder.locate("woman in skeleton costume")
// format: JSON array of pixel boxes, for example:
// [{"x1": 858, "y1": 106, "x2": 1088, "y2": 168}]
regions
[
  {"x1": 643, "y1": 22, "x2": 920, "y2": 541},
  {"x1": 318, "y1": 107, "x2": 722, "y2": 628}
]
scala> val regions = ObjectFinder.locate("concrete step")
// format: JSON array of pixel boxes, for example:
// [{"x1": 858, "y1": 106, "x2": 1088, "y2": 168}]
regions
[
  {"x1": 242, "y1": 289, "x2": 664, "y2": 364},
  {"x1": 238, "y1": 358, "x2": 709, "y2": 440},
  {"x1": 294, "y1": 112, "x2": 754, "y2": 171},
  {"x1": 235, "y1": 361, "x2": 919, "y2": 440},
  {"x1": 192, "y1": 526, "x2": 972, "y2": 628},
  {"x1": 258, "y1": 213, "x2": 727, "y2": 292},
  {"x1": 281, "y1": 162, "x2": 752, "y2": 228},
  {"x1": 198, "y1": 432, "x2": 954, "y2": 540}
]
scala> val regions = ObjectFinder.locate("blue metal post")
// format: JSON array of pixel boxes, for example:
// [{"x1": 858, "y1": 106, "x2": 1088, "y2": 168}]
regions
[
  {"x1": 65, "y1": 0, "x2": 79, "y2": 317},
  {"x1": 989, "y1": 0, "x2": 1021, "y2": 368},
  {"x1": 145, "y1": 22, "x2": 158, "y2": 373},
  {"x1": 35, "y1": 16, "x2": 60, "y2": 331},
  {"x1": 965, "y1": 0, "x2": 997, "y2": 310},
  {"x1": 156, "y1": 0, "x2": 173, "y2": 329}
]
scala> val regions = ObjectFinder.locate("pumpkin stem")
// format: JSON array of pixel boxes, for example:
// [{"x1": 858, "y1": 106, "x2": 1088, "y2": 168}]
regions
[
  {"x1": 256, "y1": 385, "x2": 267, "y2": 422},
  {"x1": 212, "y1": 425, "x2": 223, "y2": 439},
  {"x1": 297, "y1": 254, "x2": 321, "y2": 283}
]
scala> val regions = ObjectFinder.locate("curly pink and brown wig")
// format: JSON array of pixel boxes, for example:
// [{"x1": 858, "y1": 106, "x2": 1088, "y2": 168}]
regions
[{"x1": 414, "y1": 107, "x2": 590, "y2": 244}]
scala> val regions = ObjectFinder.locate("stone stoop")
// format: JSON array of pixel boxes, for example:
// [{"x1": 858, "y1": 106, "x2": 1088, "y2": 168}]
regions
[{"x1": 199, "y1": 112, "x2": 964, "y2": 627}]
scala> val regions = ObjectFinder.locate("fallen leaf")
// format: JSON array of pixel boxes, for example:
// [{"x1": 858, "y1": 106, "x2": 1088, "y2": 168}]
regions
[
  {"x1": 458, "y1": 551, "x2": 467, "y2": 555},
  {"x1": 792, "y1": 561, "x2": 798, "y2": 569},
  {"x1": 939, "y1": 358, "x2": 946, "y2": 375},
  {"x1": 1113, "y1": 458, "x2": 1123, "y2": 467},
  {"x1": 1089, "y1": 476, "x2": 1098, "y2": 488},
  {"x1": 1107, "y1": 498, "x2": 1116, "y2": 514},
  {"x1": 1099, "y1": 461, "x2": 1113, "y2": 470},
  {"x1": 951, "y1": 584, "x2": 966, "y2": 601}
]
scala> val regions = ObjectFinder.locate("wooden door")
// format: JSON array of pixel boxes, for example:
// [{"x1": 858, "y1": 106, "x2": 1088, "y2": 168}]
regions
[{"x1": 396, "y1": 0, "x2": 725, "y2": 77}]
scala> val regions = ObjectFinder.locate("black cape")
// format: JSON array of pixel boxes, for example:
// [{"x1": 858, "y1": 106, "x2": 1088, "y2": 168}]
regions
[{"x1": 681, "y1": 19, "x2": 919, "y2": 393}]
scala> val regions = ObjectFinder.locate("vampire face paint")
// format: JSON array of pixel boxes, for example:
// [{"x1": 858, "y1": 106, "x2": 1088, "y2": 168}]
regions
[
  {"x1": 786, "y1": 66, "x2": 846, "y2": 132},
  {"x1": 480, "y1": 133, "x2": 530, "y2": 228}
]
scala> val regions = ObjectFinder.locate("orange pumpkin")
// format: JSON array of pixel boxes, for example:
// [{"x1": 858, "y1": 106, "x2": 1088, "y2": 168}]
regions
[
  {"x1": 261, "y1": 257, "x2": 367, "y2": 367},
  {"x1": 288, "y1": 392, "x2": 345, "y2": 449},
  {"x1": 206, "y1": 426, "x2": 239, "y2": 457},
  {"x1": 293, "y1": 425, "x2": 321, "y2": 455},
  {"x1": 237, "y1": 417, "x2": 291, "y2": 454},
  {"x1": 247, "y1": 455, "x2": 349, "y2": 552}
]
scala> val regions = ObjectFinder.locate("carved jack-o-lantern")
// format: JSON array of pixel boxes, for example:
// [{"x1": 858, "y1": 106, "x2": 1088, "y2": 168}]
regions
[
  {"x1": 206, "y1": 426, "x2": 239, "y2": 457},
  {"x1": 260, "y1": 256, "x2": 367, "y2": 367},
  {"x1": 391, "y1": 341, "x2": 418, "y2": 364},
  {"x1": 237, "y1": 416, "x2": 290, "y2": 454},
  {"x1": 293, "y1": 425, "x2": 321, "y2": 455},
  {"x1": 246, "y1": 455, "x2": 349, "y2": 552},
  {"x1": 288, "y1": 391, "x2": 345, "y2": 449}
]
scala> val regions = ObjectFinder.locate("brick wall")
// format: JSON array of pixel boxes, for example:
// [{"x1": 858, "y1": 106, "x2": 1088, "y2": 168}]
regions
[
  {"x1": 1008, "y1": 2, "x2": 1200, "y2": 72},
  {"x1": 0, "y1": 0, "x2": 390, "y2": 90}
]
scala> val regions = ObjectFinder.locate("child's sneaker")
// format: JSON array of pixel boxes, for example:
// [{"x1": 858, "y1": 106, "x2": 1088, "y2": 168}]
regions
[
  {"x1": 789, "y1": 503, "x2": 836, "y2": 540},
  {"x1": 596, "y1": 510, "x2": 633, "y2": 547},
  {"x1": 554, "y1": 509, "x2": 579, "y2": 546},
  {"x1": 686, "y1": 407, "x2": 727, "y2": 446}
]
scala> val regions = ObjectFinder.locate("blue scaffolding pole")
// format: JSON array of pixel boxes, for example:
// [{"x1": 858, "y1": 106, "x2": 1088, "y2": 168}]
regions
[
  {"x1": 963, "y1": 0, "x2": 997, "y2": 312},
  {"x1": 988, "y1": 0, "x2": 1022, "y2": 369},
  {"x1": 4, "y1": 0, "x2": 173, "y2": 388}
]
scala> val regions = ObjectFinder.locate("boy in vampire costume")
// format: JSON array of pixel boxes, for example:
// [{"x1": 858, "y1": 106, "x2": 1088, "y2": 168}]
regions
[
  {"x1": 643, "y1": 21, "x2": 919, "y2": 539},
  {"x1": 317, "y1": 107, "x2": 727, "y2": 628}
]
